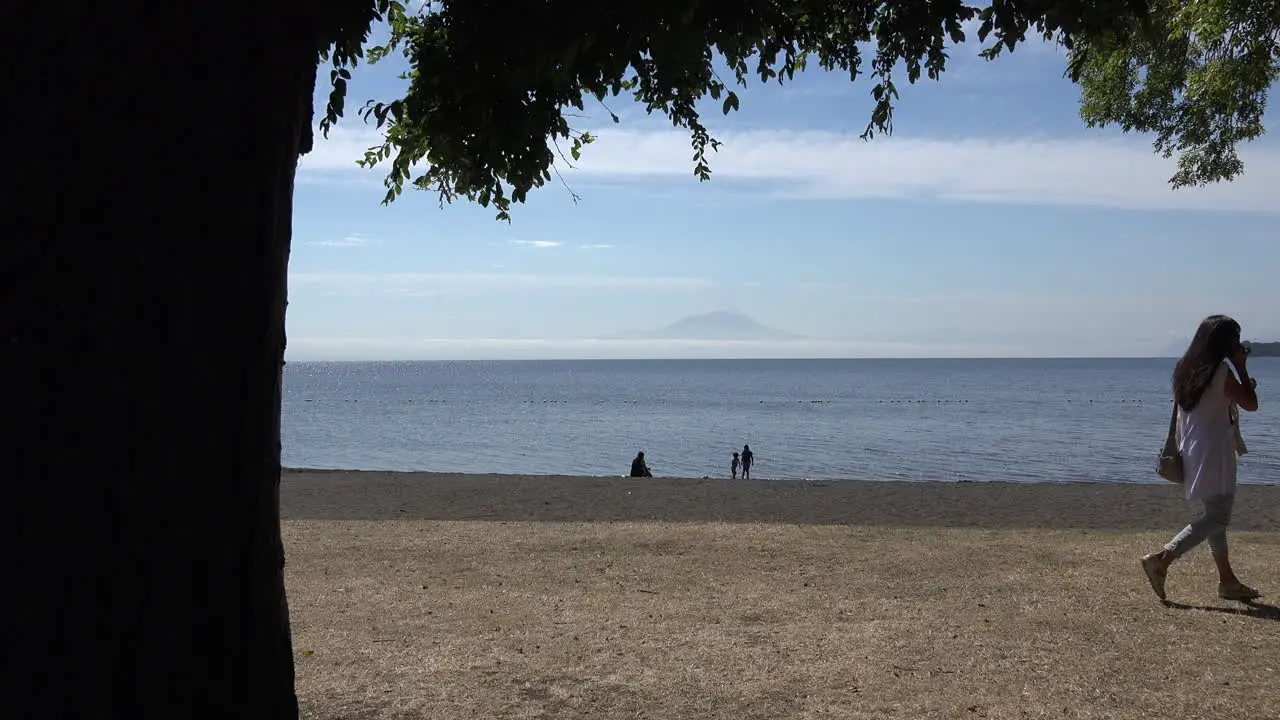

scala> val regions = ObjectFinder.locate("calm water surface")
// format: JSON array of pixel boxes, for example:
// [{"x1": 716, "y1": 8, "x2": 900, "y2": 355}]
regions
[{"x1": 282, "y1": 358, "x2": 1279, "y2": 484}]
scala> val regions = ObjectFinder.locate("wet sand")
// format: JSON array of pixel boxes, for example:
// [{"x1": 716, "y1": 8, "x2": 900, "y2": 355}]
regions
[{"x1": 281, "y1": 469, "x2": 1280, "y2": 530}]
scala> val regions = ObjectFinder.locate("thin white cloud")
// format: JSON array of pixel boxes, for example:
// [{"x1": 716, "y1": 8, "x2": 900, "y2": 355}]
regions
[
  {"x1": 510, "y1": 240, "x2": 564, "y2": 248},
  {"x1": 384, "y1": 287, "x2": 442, "y2": 298},
  {"x1": 294, "y1": 172, "x2": 374, "y2": 188},
  {"x1": 284, "y1": 285, "x2": 1279, "y2": 359},
  {"x1": 290, "y1": 271, "x2": 714, "y2": 294},
  {"x1": 299, "y1": 124, "x2": 1280, "y2": 214},
  {"x1": 283, "y1": 336, "x2": 1023, "y2": 361},
  {"x1": 579, "y1": 243, "x2": 613, "y2": 249},
  {"x1": 299, "y1": 126, "x2": 382, "y2": 173},
  {"x1": 794, "y1": 280, "x2": 851, "y2": 291},
  {"x1": 566, "y1": 129, "x2": 1280, "y2": 214},
  {"x1": 306, "y1": 233, "x2": 381, "y2": 248}
]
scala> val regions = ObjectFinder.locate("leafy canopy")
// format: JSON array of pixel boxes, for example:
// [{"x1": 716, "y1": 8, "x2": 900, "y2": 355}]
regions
[
  {"x1": 1069, "y1": 0, "x2": 1279, "y2": 188},
  {"x1": 314, "y1": 1, "x2": 1209, "y2": 219}
]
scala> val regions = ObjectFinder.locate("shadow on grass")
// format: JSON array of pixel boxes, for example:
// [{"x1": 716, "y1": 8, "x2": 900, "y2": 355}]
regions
[
  {"x1": 1163, "y1": 600, "x2": 1280, "y2": 622},
  {"x1": 281, "y1": 470, "x2": 1280, "y2": 530}
]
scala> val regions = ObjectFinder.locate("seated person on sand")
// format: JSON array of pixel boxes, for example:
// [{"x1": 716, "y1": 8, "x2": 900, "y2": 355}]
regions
[{"x1": 630, "y1": 451, "x2": 653, "y2": 478}]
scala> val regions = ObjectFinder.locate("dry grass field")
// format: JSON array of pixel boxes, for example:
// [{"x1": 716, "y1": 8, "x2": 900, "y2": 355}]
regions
[{"x1": 283, "y1": 471, "x2": 1280, "y2": 719}]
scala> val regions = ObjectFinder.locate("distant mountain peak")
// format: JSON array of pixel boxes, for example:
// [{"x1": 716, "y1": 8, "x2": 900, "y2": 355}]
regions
[{"x1": 636, "y1": 310, "x2": 802, "y2": 341}]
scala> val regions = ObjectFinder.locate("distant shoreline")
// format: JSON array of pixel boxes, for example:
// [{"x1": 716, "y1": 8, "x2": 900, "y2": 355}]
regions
[
  {"x1": 283, "y1": 356, "x2": 1223, "y2": 363},
  {"x1": 279, "y1": 469, "x2": 1280, "y2": 530},
  {"x1": 280, "y1": 466, "x2": 1277, "y2": 486},
  {"x1": 1245, "y1": 340, "x2": 1279, "y2": 357}
]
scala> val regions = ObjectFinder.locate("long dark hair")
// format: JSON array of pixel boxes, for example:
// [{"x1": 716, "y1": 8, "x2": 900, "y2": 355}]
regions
[{"x1": 1173, "y1": 315, "x2": 1241, "y2": 412}]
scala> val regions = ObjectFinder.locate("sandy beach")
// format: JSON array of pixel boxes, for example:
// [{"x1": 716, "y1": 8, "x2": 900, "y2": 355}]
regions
[{"x1": 282, "y1": 470, "x2": 1280, "y2": 719}]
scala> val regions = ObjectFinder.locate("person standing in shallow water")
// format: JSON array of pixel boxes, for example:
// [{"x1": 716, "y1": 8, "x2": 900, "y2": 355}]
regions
[
  {"x1": 1141, "y1": 315, "x2": 1261, "y2": 603},
  {"x1": 731, "y1": 451, "x2": 740, "y2": 479},
  {"x1": 740, "y1": 444, "x2": 754, "y2": 480}
]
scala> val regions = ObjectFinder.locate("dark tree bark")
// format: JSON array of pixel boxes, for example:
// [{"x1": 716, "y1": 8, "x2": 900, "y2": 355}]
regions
[{"x1": 5, "y1": 2, "x2": 326, "y2": 717}]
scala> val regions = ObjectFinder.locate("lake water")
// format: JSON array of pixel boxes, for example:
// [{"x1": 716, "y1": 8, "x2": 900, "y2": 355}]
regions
[{"x1": 282, "y1": 358, "x2": 1278, "y2": 485}]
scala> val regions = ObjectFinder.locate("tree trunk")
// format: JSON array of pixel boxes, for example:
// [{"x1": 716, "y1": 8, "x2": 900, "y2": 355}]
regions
[{"x1": 6, "y1": 3, "x2": 321, "y2": 717}]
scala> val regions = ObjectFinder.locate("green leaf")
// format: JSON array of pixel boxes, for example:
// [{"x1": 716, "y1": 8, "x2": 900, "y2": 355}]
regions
[
  {"x1": 315, "y1": 0, "x2": 1258, "y2": 220},
  {"x1": 722, "y1": 91, "x2": 740, "y2": 115}
]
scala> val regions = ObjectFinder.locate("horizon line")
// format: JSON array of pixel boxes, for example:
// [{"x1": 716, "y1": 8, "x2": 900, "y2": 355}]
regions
[{"x1": 283, "y1": 355, "x2": 1195, "y2": 363}]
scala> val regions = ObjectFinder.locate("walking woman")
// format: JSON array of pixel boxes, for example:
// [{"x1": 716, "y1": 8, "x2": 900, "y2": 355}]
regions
[{"x1": 1141, "y1": 315, "x2": 1260, "y2": 602}]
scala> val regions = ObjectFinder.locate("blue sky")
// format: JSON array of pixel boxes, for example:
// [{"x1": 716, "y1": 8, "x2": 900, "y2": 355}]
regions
[{"x1": 290, "y1": 23, "x2": 1279, "y2": 360}]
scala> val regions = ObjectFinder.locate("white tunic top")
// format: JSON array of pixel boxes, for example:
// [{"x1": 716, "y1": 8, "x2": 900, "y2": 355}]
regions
[{"x1": 1177, "y1": 362, "x2": 1238, "y2": 501}]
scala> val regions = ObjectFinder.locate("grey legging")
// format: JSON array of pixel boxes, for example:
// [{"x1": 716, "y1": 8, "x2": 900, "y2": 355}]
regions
[{"x1": 1164, "y1": 493, "x2": 1234, "y2": 559}]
